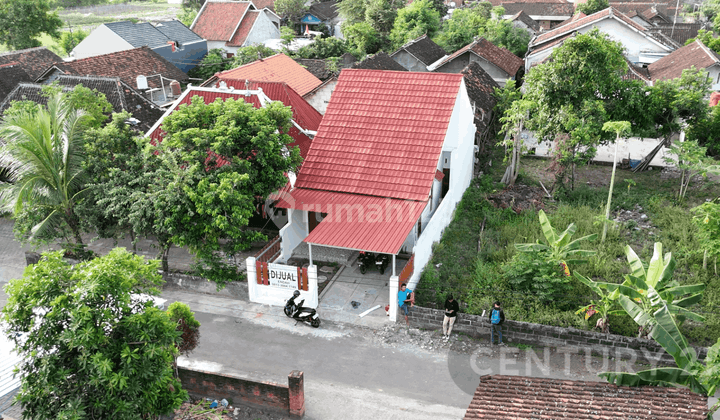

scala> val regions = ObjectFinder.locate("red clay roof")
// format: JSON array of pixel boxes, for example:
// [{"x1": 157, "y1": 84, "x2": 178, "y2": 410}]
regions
[
  {"x1": 227, "y1": 10, "x2": 259, "y2": 46},
  {"x1": 216, "y1": 54, "x2": 322, "y2": 96},
  {"x1": 464, "y1": 375, "x2": 708, "y2": 420},
  {"x1": 648, "y1": 40, "x2": 720, "y2": 82},
  {"x1": 432, "y1": 38, "x2": 523, "y2": 77},
  {"x1": 0, "y1": 47, "x2": 62, "y2": 81},
  {"x1": 533, "y1": 7, "x2": 646, "y2": 45},
  {"x1": 147, "y1": 85, "x2": 315, "y2": 159},
  {"x1": 294, "y1": 69, "x2": 463, "y2": 202},
  {"x1": 50, "y1": 46, "x2": 188, "y2": 90},
  {"x1": 192, "y1": 1, "x2": 252, "y2": 41},
  {"x1": 274, "y1": 188, "x2": 426, "y2": 254},
  {"x1": 252, "y1": 0, "x2": 276, "y2": 10}
]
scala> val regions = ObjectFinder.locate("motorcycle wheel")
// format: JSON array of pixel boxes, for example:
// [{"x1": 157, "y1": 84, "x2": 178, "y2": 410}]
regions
[
  {"x1": 284, "y1": 306, "x2": 293, "y2": 317},
  {"x1": 311, "y1": 318, "x2": 321, "y2": 328},
  {"x1": 380, "y1": 267, "x2": 385, "y2": 275},
  {"x1": 360, "y1": 266, "x2": 366, "y2": 274}
]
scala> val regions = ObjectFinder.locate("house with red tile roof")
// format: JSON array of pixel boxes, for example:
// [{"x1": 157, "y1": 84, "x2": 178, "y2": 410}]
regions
[
  {"x1": 526, "y1": 7, "x2": 676, "y2": 72},
  {"x1": 271, "y1": 69, "x2": 477, "y2": 321},
  {"x1": 190, "y1": 0, "x2": 280, "y2": 56},
  {"x1": 463, "y1": 375, "x2": 708, "y2": 419},
  {"x1": 204, "y1": 53, "x2": 323, "y2": 96},
  {"x1": 428, "y1": 38, "x2": 524, "y2": 86},
  {"x1": 648, "y1": 39, "x2": 720, "y2": 89}
]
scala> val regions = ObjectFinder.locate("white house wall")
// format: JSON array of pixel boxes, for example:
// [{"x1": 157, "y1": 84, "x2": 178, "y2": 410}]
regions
[
  {"x1": 72, "y1": 24, "x2": 133, "y2": 59},
  {"x1": 304, "y1": 79, "x2": 338, "y2": 114},
  {"x1": 243, "y1": 13, "x2": 281, "y2": 47},
  {"x1": 525, "y1": 47, "x2": 555, "y2": 72},
  {"x1": 278, "y1": 208, "x2": 308, "y2": 262},
  {"x1": 408, "y1": 80, "x2": 476, "y2": 289},
  {"x1": 707, "y1": 64, "x2": 720, "y2": 90},
  {"x1": 437, "y1": 53, "x2": 511, "y2": 85},
  {"x1": 207, "y1": 40, "x2": 237, "y2": 55},
  {"x1": 392, "y1": 50, "x2": 429, "y2": 72}
]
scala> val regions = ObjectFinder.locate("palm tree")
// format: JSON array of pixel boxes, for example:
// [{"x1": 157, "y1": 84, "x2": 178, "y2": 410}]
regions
[{"x1": 0, "y1": 92, "x2": 88, "y2": 245}]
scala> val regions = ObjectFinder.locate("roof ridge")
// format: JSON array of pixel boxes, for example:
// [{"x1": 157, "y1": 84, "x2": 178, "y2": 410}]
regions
[
  {"x1": 695, "y1": 39, "x2": 720, "y2": 64},
  {"x1": 0, "y1": 46, "x2": 50, "y2": 57},
  {"x1": 60, "y1": 45, "x2": 154, "y2": 66}
]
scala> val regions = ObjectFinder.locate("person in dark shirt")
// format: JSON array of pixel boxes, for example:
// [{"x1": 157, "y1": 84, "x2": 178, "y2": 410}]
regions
[
  {"x1": 488, "y1": 301, "x2": 506, "y2": 345},
  {"x1": 442, "y1": 294, "x2": 459, "y2": 341}
]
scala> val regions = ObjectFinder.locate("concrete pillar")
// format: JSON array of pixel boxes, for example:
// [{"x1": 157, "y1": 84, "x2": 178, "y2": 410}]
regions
[
  {"x1": 246, "y1": 257, "x2": 257, "y2": 302},
  {"x1": 288, "y1": 370, "x2": 305, "y2": 418},
  {"x1": 307, "y1": 265, "x2": 318, "y2": 308},
  {"x1": 392, "y1": 254, "x2": 396, "y2": 277},
  {"x1": 308, "y1": 243, "x2": 313, "y2": 266},
  {"x1": 389, "y1": 275, "x2": 399, "y2": 322}
]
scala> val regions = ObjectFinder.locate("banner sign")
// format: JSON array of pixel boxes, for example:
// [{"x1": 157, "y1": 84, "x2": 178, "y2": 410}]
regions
[{"x1": 267, "y1": 263, "x2": 298, "y2": 289}]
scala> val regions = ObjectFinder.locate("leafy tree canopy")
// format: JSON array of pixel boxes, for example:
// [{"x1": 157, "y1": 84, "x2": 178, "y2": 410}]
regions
[
  {"x1": 389, "y1": 0, "x2": 441, "y2": 49},
  {"x1": 188, "y1": 48, "x2": 229, "y2": 81},
  {"x1": 482, "y1": 15, "x2": 531, "y2": 57},
  {"x1": 0, "y1": 0, "x2": 62, "y2": 50},
  {"x1": 434, "y1": 2, "x2": 493, "y2": 52},
  {"x1": 60, "y1": 28, "x2": 89, "y2": 56},
  {"x1": 296, "y1": 36, "x2": 350, "y2": 59},
  {"x1": 1, "y1": 248, "x2": 187, "y2": 419},
  {"x1": 575, "y1": 0, "x2": 609, "y2": 16},
  {"x1": 230, "y1": 44, "x2": 277, "y2": 66},
  {"x1": 275, "y1": 0, "x2": 307, "y2": 22},
  {"x1": 178, "y1": 8, "x2": 198, "y2": 27},
  {"x1": 343, "y1": 21, "x2": 383, "y2": 55}
]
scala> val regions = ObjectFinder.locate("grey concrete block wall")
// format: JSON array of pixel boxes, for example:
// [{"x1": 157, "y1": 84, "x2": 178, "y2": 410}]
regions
[
  {"x1": 163, "y1": 272, "x2": 249, "y2": 300},
  {"x1": 407, "y1": 306, "x2": 708, "y2": 366}
]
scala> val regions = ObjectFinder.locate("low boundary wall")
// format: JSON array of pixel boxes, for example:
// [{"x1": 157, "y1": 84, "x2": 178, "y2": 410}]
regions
[
  {"x1": 407, "y1": 306, "x2": 708, "y2": 366},
  {"x1": 177, "y1": 367, "x2": 305, "y2": 418},
  {"x1": 162, "y1": 272, "x2": 249, "y2": 300}
]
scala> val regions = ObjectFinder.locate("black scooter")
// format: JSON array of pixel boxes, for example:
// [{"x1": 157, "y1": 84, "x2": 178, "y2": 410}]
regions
[
  {"x1": 375, "y1": 253, "x2": 389, "y2": 275},
  {"x1": 284, "y1": 290, "x2": 320, "y2": 328},
  {"x1": 358, "y1": 251, "x2": 374, "y2": 274}
]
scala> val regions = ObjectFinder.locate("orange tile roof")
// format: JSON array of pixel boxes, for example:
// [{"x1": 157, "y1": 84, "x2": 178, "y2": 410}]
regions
[
  {"x1": 192, "y1": 1, "x2": 252, "y2": 42},
  {"x1": 227, "y1": 10, "x2": 259, "y2": 46},
  {"x1": 216, "y1": 54, "x2": 322, "y2": 96},
  {"x1": 294, "y1": 69, "x2": 463, "y2": 202},
  {"x1": 648, "y1": 40, "x2": 720, "y2": 82}
]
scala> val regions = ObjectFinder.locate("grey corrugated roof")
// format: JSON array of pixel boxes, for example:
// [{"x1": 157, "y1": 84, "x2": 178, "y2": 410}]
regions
[
  {"x1": 105, "y1": 21, "x2": 170, "y2": 49},
  {"x1": 154, "y1": 20, "x2": 203, "y2": 45}
]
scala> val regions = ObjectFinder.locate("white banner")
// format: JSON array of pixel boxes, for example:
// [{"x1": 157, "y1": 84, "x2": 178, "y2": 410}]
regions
[{"x1": 267, "y1": 263, "x2": 298, "y2": 289}]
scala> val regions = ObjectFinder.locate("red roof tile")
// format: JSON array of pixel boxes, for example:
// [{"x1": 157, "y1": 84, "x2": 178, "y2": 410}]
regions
[
  {"x1": 648, "y1": 40, "x2": 720, "y2": 82},
  {"x1": 432, "y1": 38, "x2": 523, "y2": 77},
  {"x1": 464, "y1": 375, "x2": 708, "y2": 419},
  {"x1": 147, "y1": 85, "x2": 315, "y2": 159},
  {"x1": 227, "y1": 10, "x2": 259, "y2": 46},
  {"x1": 252, "y1": 0, "x2": 276, "y2": 11},
  {"x1": 50, "y1": 46, "x2": 188, "y2": 90},
  {"x1": 294, "y1": 69, "x2": 463, "y2": 202},
  {"x1": 274, "y1": 188, "x2": 426, "y2": 254},
  {"x1": 192, "y1": 1, "x2": 252, "y2": 41},
  {"x1": 0, "y1": 47, "x2": 62, "y2": 81},
  {"x1": 216, "y1": 54, "x2": 322, "y2": 96}
]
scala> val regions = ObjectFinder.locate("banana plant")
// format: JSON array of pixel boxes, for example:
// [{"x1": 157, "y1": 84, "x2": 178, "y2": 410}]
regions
[
  {"x1": 515, "y1": 209, "x2": 598, "y2": 267},
  {"x1": 574, "y1": 272, "x2": 637, "y2": 333}
]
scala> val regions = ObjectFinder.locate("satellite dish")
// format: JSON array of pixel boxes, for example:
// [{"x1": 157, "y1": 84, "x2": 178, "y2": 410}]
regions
[{"x1": 136, "y1": 75, "x2": 148, "y2": 90}]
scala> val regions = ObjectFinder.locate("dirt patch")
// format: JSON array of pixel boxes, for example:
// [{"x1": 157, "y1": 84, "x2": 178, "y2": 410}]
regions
[
  {"x1": 168, "y1": 398, "x2": 287, "y2": 420},
  {"x1": 486, "y1": 184, "x2": 547, "y2": 213}
]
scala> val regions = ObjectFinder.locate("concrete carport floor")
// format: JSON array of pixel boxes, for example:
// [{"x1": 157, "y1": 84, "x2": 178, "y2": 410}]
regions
[{"x1": 316, "y1": 252, "x2": 409, "y2": 327}]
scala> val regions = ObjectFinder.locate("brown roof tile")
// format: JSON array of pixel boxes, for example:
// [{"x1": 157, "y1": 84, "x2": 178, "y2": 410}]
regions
[
  {"x1": 192, "y1": 1, "x2": 252, "y2": 42},
  {"x1": 0, "y1": 47, "x2": 63, "y2": 81},
  {"x1": 463, "y1": 375, "x2": 708, "y2": 419},
  {"x1": 510, "y1": 11, "x2": 540, "y2": 32},
  {"x1": 50, "y1": 46, "x2": 188, "y2": 90},
  {"x1": 351, "y1": 52, "x2": 408, "y2": 71},
  {"x1": 648, "y1": 39, "x2": 720, "y2": 82},
  {"x1": 650, "y1": 23, "x2": 705, "y2": 45},
  {"x1": 499, "y1": 2, "x2": 575, "y2": 17},
  {"x1": 252, "y1": 0, "x2": 276, "y2": 11},
  {"x1": 433, "y1": 38, "x2": 523, "y2": 77},
  {"x1": 0, "y1": 63, "x2": 32, "y2": 104}
]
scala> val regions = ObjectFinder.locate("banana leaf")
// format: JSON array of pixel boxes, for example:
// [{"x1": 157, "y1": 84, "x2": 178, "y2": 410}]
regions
[
  {"x1": 538, "y1": 210, "x2": 559, "y2": 245},
  {"x1": 651, "y1": 305, "x2": 695, "y2": 369},
  {"x1": 566, "y1": 233, "x2": 598, "y2": 251},
  {"x1": 600, "y1": 368, "x2": 708, "y2": 395},
  {"x1": 667, "y1": 304, "x2": 705, "y2": 323},
  {"x1": 618, "y1": 295, "x2": 653, "y2": 329},
  {"x1": 574, "y1": 272, "x2": 602, "y2": 295},
  {"x1": 556, "y1": 222, "x2": 577, "y2": 249},
  {"x1": 665, "y1": 284, "x2": 706, "y2": 298},
  {"x1": 625, "y1": 245, "x2": 647, "y2": 281},
  {"x1": 672, "y1": 293, "x2": 704, "y2": 308},
  {"x1": 515, "y1": 243, "x2": 550, "y2": 253}
]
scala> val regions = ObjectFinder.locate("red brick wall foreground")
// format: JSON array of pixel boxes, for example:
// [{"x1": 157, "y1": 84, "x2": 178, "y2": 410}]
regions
[
  {"x1": 177, "y1": 367, "x2": 305, "y2": 418},
  {"x1": 407, "y1": 306, "x2": 709, "y2": 366}
]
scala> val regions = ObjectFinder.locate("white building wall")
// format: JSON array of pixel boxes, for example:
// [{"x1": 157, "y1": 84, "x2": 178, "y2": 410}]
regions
[
  {"x1": 304, "y1": 79, "x2": 338, "y2": 114},
  {"x1": 392, "y1": 50, "x2": 428, "y2": 72},
  {"x1": 72, "y1": 25, "x2": 133, "y2": 59},
  {"x1": 244, "y1": 13, "x2": 281, "y2": 47},
  {"x1": 278, "y1": 208, "x2": 308, "y2": 262},
  {"x1": 207, "y1": 40, "x2": 237, "y2": 55},
  {"x1": 408, "y1": 80, "x2": 476, "y2": 289},
  {"x1": 590, "y1": 19, "x2": 670, "y2": 63}
]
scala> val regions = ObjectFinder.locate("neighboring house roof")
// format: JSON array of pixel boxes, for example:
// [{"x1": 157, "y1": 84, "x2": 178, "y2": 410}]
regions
[
  {"x1": 499, "y1": 2, "x2": 575, "y2": 18},
  {"x1": 625, "y1": 59, "x2": 651, "y2": 81},
  {"x1": 154, "y1": 20, "x2": 204, "y2": 45},
  {"x1": 430, "y1": 38, "x2": 523, "y2": 77},
  {"x1": 0, "y1": 47, "x2": 63, "y2": 81},
  {"x1": 463, "y1": 375, "x2": 708, "y2": 419},
  {"x1": 648, "y1": 39, "x2": 720, "y2": 82},
  {"x1": 105, "y1": 21, "x2": 173, "y2": 49},
  {"x1": 210, "y1": 54, "x2": 322, "y2": 96},
  {"x1": 308, "y1": 1, "x2": 338, "y2": 21},
  {"x1": 642, "y1": 6, "x2": 672, "y2": 23},
  {"x1": 650, "y1": 23, "x2": 704, "y2": 46},
  {"x1": 0, "y1": 63, "x2": 32, "y2": 104},
  {"x1": 351, "y1": 52, "x2": 408, "y2": 71},
  {"x1": 148, "y1": 83, "x2": 319, "y2": 158},
  {"x1": 391, "y1": 34, "x2": 447, "y2": 67},
  {"x1": 42, "y1": 47, "x2": 189, "y2": 90},
  {"x1": 510, "y1": 10, "x2": 540, "y2": 32},
  {"x1": 227, "y1": 10, "x2": 260, "y2": 46},
  {"x1": 460, "y1": 62, "x2": 499, "y2": 133},
  {"x1": 294, "y1": 58, "x2": 335, "y2": 81},
  {"x1": 0, "y1": 332, "x2": 22, "y2": 418},
  {"x1": 191, "y1": 0, "x2": 253, "y2": 42},
  {"x1": 252, "y1": 0, "x2": 276, "y2": 11},
  {"x1": 295, "y1": 69, "x2": 464, "y2": 201}
]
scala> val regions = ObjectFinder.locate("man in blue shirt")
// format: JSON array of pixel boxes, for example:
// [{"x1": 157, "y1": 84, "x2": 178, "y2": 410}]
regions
[{"x1": 398, "y1": 283, "x2": 414, "y2": 326}]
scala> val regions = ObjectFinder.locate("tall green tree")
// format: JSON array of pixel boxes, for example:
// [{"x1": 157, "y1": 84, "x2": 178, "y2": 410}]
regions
[
  {"x1": 389, "y1": 0, "x2": 441, "y2": 49},
  {"x1": 522, "y1": 29, "x2": 631, "y2": 190},
  {"x1": 1, "y1": 248, "x2": 188, "y2": 419},
  {"x1": 482, "y1": 15, "x2": 531, "y2": 57},
  {"x1": 0, "y1": 92, "x2": 89, "y2": 247},
  {"x1": 434, "y1": 2, "x2": 492, "y2": 52},
  {"x1": 0, "y1": 0, "x2": 62, "y2": 50},
  {"x1": 343, "y1": 21, "x2": 383, "y2": 55},
  {"x1": 188, "y1": 48, "x2": 230, "y2": 81},
  {"x1": 154, "y1": 96, "x2": 302, "y2": 287},
  {"x1": 296, "y1": 36, "x2": 350, "y2": 59},
  {"x1": 575, "y1": 0, "x2": 609, "y2": 15},
  {"x1": 275, "y1": 0, "x2": 307, "y2": 24},
  {"x1": 59, "y1": 28, "x2": 89, "y2": 57}
]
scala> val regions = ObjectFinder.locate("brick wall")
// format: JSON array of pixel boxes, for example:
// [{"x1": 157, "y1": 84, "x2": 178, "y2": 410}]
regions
[
  {"x1": 177, "y1": 367, "x2": 305, "y2": 418},
  {"x1": 407, "y1": 306, "x2": 708, "y2": 366}
]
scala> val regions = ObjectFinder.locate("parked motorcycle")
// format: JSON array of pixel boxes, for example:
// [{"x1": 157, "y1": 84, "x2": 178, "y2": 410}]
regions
[
  {"x1": 358, "y1": 251, "x2": 374, "y2": 274},
  {"x1": 284, "y1": 290, "x2": 320, "y2": 328},
  {"x1": 375, "y1": 253, "x2": 389, "y2": 275}
]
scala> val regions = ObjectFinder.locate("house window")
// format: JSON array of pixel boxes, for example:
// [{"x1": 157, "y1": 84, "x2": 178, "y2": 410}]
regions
[
  {"x1": 417, "y1": 218, "x2": 422, "y2": 237},
  {"x1": 226, "y1": 52, "x2": 234, "y2": 58}
]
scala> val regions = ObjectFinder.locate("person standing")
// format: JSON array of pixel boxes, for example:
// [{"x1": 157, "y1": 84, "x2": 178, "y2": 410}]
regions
[
  {"x1": 442, "y1": 294, "x2": 459, "y2": 341},
  {"x1": 489, "y1": 301, "x2": 505, "y2": 345},
  {"x1": 398, "y1": 283, "x2": 414, "y2": 326}
]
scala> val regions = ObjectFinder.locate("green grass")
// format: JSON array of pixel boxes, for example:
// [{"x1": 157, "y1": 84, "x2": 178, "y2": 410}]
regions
[{"x1": 417, "y1": 155, "x2": 720, "y2": 346}]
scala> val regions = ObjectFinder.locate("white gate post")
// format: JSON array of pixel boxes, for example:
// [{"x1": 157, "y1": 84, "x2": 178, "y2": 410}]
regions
[
  {"x1": 246, "y1": 257, "x2": 257, "y2": 302},
  {"x1": 389, "y1": 276, "x2": 399, "y2": 322},
  {"x1": 307, "y1": 265, "x2": 318, "y2": 308}
]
